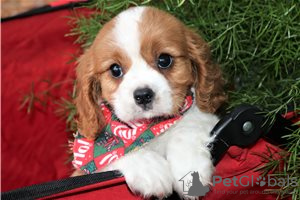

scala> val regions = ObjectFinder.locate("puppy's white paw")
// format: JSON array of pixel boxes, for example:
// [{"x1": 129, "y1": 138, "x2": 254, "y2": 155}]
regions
[
  {"x1": 107, "y1": 149, "x2": 174, "y2": 198},
  {"x1": 167, "y1": 141, "x2": 213, "y2": 199}
]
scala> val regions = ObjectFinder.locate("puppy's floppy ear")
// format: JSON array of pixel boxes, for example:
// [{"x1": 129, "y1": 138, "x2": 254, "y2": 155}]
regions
[
  {"x1": 75, "y1": 49, "x2": 104, "y2": 139},
  {"x1": 185, "y1": 28, "x2": 227, "y2": 113}
]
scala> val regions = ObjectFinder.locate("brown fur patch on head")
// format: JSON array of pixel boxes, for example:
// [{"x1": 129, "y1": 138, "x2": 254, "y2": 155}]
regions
[
  {"x1": 95, "y1": 47, "x2": 132, "y2": 103},
  {"x1": 184, "y1": 28, "x2": 227, "y2": 113},
  {"x1": 75, "y1": 17, "x2": 132, "y2": 139},
  {"x1": 139, "y1": 7, "x2": 226, "y2": 114},
  {"x1": 75, "y1": 49, "x2": 103, "y2": 140},
  {"x1": 139, "y1": 7, "x2": 194, "y2": 114}
]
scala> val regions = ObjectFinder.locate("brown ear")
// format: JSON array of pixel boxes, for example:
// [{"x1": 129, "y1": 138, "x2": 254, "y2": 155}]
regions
[
  {"x1": 185, "y1": 28, "x2": 227, "y2": 113},
  {"x1": 75, "y1": 49, "x2": 104, "y2": 139}
]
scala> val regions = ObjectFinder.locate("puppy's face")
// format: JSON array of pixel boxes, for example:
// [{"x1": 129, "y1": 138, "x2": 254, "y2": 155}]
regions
[
  {"x1": 76, "y1": 7, "x2": 226, "y2": 139},
  {"x1": 96, "y1": 7, "x2": 194, "y2": 122}
]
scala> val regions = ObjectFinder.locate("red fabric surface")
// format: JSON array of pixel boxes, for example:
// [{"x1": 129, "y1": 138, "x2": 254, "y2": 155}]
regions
[
  {"x1": 205, "y1": 139, "x2": 281, "y2": 200},
  {"x1": 2, "y1": 9, "x2": 77, "y2": 191},
  {"x1": 38, "y1": 177, "x2": 141, "y2": 200},
  {"x1": 49, "y1": 0, "x2": 87, "y2": 7},
  {"x1": 1, "y1": 6, "x2": 289, "y2": 200}
]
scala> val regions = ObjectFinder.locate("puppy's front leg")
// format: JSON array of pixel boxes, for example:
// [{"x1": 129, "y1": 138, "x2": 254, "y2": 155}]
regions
[
  {"x1": 103, "y1": 149, "x2": 174, "y2": 198},
  {"x1": 166, "y1": 130, "x2": 214, "y2": 199}
]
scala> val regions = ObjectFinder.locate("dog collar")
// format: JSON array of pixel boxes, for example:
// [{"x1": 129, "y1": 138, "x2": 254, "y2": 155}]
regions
[{"x1": 72, "y1": 94, "x2": 194, "y2": 174}]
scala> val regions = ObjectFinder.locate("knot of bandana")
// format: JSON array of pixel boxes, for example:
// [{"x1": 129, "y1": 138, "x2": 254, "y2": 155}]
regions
[{"x1": 72, "y1": 95, "x2": 194, "y2": 174}]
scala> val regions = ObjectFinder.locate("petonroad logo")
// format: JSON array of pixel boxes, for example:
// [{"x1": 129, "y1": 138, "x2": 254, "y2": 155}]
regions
[{"x1": 213, "y1": 175, "x2": 298, "y2": 187}]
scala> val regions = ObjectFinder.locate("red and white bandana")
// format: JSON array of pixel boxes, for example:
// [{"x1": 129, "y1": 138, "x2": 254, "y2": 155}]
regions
[{"x1": 72, "y1": 94, "x2": 194, "y2": 174}]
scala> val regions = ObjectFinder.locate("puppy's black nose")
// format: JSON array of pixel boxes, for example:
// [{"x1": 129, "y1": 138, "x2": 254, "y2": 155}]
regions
[{"x1": 133, "y1": 88, "x2": 155, "y2": 108}]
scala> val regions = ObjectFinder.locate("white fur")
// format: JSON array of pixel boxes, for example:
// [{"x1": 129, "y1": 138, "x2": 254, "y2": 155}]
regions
[
  {"x1": 103, "y1": 103, "x2": 218, "y2": 199},
  {"x1": 101, "y1": 7, "x2": 217, "y2": 199},
  {"x1": 114, "y1": 7, "x2": 144, "y2": 61},
  {"x1": 113, "y1": 7, "x2": 173, "y2": 122}
]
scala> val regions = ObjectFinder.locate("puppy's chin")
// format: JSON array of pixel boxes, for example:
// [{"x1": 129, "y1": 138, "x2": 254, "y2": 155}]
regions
[{"x1": 112, "y1": 98, "x2": 174, "y2": 123}]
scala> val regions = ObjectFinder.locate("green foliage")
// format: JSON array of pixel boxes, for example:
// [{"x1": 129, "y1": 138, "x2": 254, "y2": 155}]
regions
[
  {"x1": 19, "y1": 79, "x2": 77, "y2": 132},
  {"x1": 19, "y1": 82, "x2": 46, "y2": 114},
  {"x1": 69, "y1": 0, "x2": 300, "y2": 115},
  {"x1": 19, "y1": 80, "x2": 71, "y2": 113},
  {"x1": 254, "y1": 127, "x2": 300, "y2": 199},
  {"x1": 55, "y1": 81, "x2": 78, "y2": 132}
]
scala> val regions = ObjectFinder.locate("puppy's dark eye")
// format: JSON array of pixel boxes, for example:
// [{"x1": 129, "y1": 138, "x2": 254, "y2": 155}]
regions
[
  {"x1": 157, "y1": 54, "x2": 173, "y2": 69},
  {"x1": 110, "y1": 64, "x2": 123, "y2": 78}
]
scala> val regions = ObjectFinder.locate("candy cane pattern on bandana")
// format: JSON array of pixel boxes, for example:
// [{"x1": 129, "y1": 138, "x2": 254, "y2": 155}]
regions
[
  {"x1": 111, "y1": 121, "x2": 148, "y2": 147},
  {"x1": 72, "y1": 94, "x2": 194, "y2": 174}
]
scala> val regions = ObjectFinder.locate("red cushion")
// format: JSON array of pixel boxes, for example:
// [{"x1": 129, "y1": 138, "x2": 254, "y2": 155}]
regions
[
  {"x1": 206, "y1": 139, "x2": 281, "y2": 200},
  {"x1": 2, "y1": 8, "x2": 77, "y2": 191}
]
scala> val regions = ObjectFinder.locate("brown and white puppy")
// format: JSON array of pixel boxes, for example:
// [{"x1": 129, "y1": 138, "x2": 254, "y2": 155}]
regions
[{"x1": 75, "y1": 6, "x2": 226, "y2": 199}]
